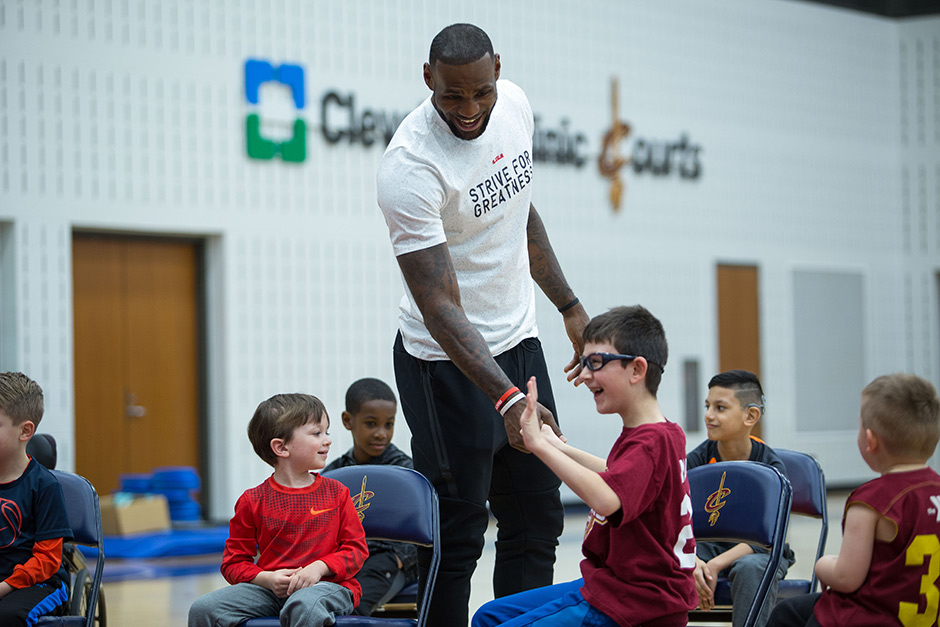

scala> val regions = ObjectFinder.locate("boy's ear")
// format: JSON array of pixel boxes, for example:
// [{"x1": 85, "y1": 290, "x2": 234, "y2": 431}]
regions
[
  {"x1": 18, "y1": 420, "x2": 35, "y2": 441},
  {"x1": 629, "y1": 358, "x2": 649, "y2": 385},
  {"x1": 341, "y1": 411, "x2": 355, "y2": 431},
  {"x1": 743, "y1": 404, "x2": 761, "y2": 427},
  {"x1": 865, "y1": 428, "x2": 878, "y2": 454},
  {"x1": 270, "y1": 437, "x2": 290, "y2": 459}
]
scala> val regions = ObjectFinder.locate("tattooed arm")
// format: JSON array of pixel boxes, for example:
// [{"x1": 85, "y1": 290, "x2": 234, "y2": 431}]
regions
[
  {"x1": 396, "y1": 242, "x2": 559, "y2": 451},
  {"x1": 526, "y1": 204, "x2": 590, "y2": 383}
]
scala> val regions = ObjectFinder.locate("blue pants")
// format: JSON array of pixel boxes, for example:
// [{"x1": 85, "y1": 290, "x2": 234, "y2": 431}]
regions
[{"x1": 472, "y1": 579, "x2": 617, "y2": 627}]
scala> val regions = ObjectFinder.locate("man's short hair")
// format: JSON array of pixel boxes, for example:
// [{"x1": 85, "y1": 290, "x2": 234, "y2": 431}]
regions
[
  {"x1": 247, "y1": 393, "x2": 327, "y2": 467},
  {"x1": 708, "y1": 370, "x2": 765, "y2": 414},
  {"x1": 862, "y1": 373, "x2": 940, "y2": 460},
  {"x1": 429, "y1": 23, "x2": 494, "y2": 66},
  {"x1": 0, "y1": 372, "x2": 44, "y2": 426},
  {"x1": 582, "y1": 305, "x2": 668, "y2": 396},
  {"x1": 345, "y1": 378, "x2": 397, "y2": 414}
]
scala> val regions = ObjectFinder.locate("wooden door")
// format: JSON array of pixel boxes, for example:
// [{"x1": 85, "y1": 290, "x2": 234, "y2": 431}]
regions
[
  {"x1": 73, "y1": 235, "x2": 201, "y2": 495},
  {"x1": 716, "y1": 264, "x2": 763, "y2": 438}
]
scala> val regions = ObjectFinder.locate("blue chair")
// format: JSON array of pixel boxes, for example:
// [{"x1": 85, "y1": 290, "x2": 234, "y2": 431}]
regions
[
  {"x1": 775, "y1": 449, "x2": 828, "y2": 599},
  {"x1": 688, "y1": 461, "x2": 792, "y2": 627},
  {"x1": 240, "y1": 465, "x2": 440, "y2": 627},
  {"x1": 36, "y1": 470, "x2": 106, "y2": 627}
]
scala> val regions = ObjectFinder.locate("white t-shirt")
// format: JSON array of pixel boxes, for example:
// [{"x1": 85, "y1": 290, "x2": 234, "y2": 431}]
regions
[{"x1": 377, "y1": 80, "x2": 538, "y2": 361}]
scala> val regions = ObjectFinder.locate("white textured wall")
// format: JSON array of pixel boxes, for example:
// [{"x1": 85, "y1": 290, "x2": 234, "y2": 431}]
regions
[{"x1": 0, "y1": 0, "x2": 937, "y2": 515}]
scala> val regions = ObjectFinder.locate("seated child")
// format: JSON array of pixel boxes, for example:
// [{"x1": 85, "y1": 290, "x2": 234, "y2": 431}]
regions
[
  {"x1": 0, "y1": 372, "x2": 72, "y2": 627},
  {"x1": 473, "y1": 305, "x2": 697, "y2": 627},
  {"x1": 189, "y1": 393, "x2": 368, "y2": 627},
  {"x1": 689, "y1": 369, "x2": 795, "y2": 627},
  {"x1": 768, "y1": 373, "x2": 940, "y2": 627},
  {"x1": 323, "y1": 377, "x2": 418, "y2": 615}
]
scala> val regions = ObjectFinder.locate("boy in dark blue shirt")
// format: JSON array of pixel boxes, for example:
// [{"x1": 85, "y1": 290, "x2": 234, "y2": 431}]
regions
[
  {"x1": 0, "y1": 372, "x2": 72, "y2": 626},
  {"x1": 324, "y1": 378, "x2": 417, "y2": 616}
]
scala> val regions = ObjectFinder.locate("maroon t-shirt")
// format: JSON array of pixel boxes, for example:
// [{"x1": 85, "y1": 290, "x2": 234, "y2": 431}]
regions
[
  {"x1": 580, "y1": 421, "x2": 697, "y2": 627},
  {"x1": 815, "y1": 467, "x2": 940, "y2": 627}
]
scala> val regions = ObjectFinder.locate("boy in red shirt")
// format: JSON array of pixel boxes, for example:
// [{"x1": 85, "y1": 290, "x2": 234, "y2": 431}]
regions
[
  {"x1": 472, "y1": 305, "x2": 697, "y2": 627},
  {"x1": 768, "y1": 373, "x2": 940, "y2": 627},
  {"x1": 189, "y1": 393, "x2": 367, "y2": 627}
]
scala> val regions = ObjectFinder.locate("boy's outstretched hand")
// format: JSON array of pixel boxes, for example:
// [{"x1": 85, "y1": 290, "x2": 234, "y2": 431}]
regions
[{"x1": 519, "y1": 377, "x2": 566, "y2": 453}]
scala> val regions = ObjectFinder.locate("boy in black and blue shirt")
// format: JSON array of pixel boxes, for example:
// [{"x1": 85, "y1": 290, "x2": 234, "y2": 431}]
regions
[{"x1": 0, "y1": 372, "x2": 72, "y2": 626}]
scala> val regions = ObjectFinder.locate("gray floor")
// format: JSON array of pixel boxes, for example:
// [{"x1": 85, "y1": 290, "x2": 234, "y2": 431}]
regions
[{"x1": 101, "y1": 491, "x2": 848, "y2": 626}]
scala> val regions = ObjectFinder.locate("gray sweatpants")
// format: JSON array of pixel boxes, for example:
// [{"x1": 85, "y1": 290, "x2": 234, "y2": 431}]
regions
[
  {"x1": 697, "y1": 542, "x2": 792, "y2": 627},
  {"x1": 188, "y1": 581, "x2": 354, "y2": 627}
]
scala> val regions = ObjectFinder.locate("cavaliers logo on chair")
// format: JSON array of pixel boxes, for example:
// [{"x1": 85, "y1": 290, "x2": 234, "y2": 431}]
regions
[
  {"x1": 351, "y1": 476, "x2": 375, "y2": 522},
  {"x1": 704, "y1": 471, "x2": 731, "y2": 526}
]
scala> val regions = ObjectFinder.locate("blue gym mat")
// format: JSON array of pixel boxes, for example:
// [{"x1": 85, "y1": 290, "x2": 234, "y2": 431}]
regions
[{"x1": 79, "y1": 525, "x2": 229, "y2": 560}]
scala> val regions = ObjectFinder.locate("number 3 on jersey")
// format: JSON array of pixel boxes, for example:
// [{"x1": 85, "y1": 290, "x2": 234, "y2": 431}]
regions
[{"x1": 900, "y1": 534, "x2": 940, "y2": 627}]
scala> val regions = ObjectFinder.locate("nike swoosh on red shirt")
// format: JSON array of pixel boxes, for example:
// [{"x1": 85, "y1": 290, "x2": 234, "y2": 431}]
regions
[{"x1": 310, "y1": 508, "x2": 332, "y2": 516}]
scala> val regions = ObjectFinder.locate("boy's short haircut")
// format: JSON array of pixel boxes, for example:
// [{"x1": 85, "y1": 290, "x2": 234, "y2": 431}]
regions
[
  {"x1": 345, "y1": 378, "x2": 397, "y2": 414},
  {"x1": 582, "y1": 305, "x2": 668, "y2": 396},
  {"x1": 862, "y1": 373, "x2": 940, "y2": 459},
  {"x1": 248, "y1": 393, "x2": 327, "y2": 467},
  {"x1": 0, "y1": 371, "x2": 44, "y2": 426},
  {"x1": 708, "y1": 370, "x2": 765, "y2": 413}
]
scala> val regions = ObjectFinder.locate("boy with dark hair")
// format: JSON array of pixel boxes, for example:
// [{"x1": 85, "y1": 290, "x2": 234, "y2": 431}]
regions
[
  {"x1": 189, "y1": 393, "x2": 367, "y2": 627},
  {"x1": 688, "y1": 369, "x2": 794, "y2": 627},
  {"x1": 0, "y1": 372, "x2": 72, "y2": 626},
  {"x1": 769, "y1": 373, "x2": 940, "y2": 627},
  {"x1": 324, "y1": 378, "x2": 417, "y2": 615},
  {"x1": 472, "y1": 305, "x2": 697, "y2": 627}
]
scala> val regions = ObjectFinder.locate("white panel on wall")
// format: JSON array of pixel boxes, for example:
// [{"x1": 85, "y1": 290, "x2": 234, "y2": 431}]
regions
[{"x1": 793, "y1": 269, "x2": 866, "y2": 433}]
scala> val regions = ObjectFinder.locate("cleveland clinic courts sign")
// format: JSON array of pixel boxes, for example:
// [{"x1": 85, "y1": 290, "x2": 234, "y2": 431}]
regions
[{"x1": 243, "y1": 59, "x2": 702, "y2": 209}]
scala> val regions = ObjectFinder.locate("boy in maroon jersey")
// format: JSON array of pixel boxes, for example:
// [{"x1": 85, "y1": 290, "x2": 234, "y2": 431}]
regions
[
  {"x1": 768, "y1": 373, "x2": 940, "y2": 627},
  {"x1": 189, "y1": 393, "x2": 368, "y2": 627},
  {"x1": 472, "y1": 306, "x2": 697, "y2": 627}
]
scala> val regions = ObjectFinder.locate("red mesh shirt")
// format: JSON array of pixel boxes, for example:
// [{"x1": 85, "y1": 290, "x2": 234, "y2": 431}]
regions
[{"x1": 221, "y1": 474, "x2": 367, "y2": 604}]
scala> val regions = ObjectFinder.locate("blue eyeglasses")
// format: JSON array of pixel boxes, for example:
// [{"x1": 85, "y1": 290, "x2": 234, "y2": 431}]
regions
[{"x1": 579, "y1": 352, "x2": 664, "y2": 373}]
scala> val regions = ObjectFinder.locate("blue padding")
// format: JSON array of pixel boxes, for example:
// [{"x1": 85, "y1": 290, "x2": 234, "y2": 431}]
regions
[
  {"x1": 151, "y1": 466, "x2": 201, "y2": 490},
  {"x1": 99, "y1": 558, "x2": 221, "y2": 582},
  {"x1": 79, "y1": 525, "x2": 228, "y2": 559}
]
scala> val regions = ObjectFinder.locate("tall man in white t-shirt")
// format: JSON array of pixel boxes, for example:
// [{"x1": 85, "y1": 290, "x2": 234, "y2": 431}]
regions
[{"x1": 376, "y1": 23, "x2": 589, "y2": 626}]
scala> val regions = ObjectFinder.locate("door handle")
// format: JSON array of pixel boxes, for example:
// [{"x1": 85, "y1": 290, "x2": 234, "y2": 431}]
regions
[{"x1": 125, "y1": 392, "x2": 147, "y2": 418}]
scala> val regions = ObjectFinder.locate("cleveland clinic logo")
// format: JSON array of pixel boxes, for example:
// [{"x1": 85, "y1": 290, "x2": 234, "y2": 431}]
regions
[{"x1": 244, "y1": 59, "x2": 306, "y2": 162}]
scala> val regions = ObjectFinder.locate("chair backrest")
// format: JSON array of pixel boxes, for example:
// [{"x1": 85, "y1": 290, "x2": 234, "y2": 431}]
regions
[
  {"x1": 689, "y1": 461, "x2": 792, "y2": 627},
  {"x1": 27, "y1": 433, "x2": 58, "y2": 469},
  {"x1": 324, "y1": 465, "x2": 440, "y2": 627},
  {"x1": 776, "y1": 448, "x2": 828, "y2": 592},
  {"x1": 49, "y1": 470, "x2": 105, "y2": 627}
]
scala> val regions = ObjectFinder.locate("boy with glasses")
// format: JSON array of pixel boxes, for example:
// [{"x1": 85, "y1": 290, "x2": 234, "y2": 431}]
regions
[
  {"x1": 472, "y1": 305, "x2": 697, "y2": 627},
  {"x1": 688, "y1": 370, "x2": 794, "y2": 627}
]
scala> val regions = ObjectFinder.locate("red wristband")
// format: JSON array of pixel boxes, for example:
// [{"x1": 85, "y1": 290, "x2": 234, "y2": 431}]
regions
[{"x1": 495, "y1": 387, "x2": 521, "y2": 412}]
